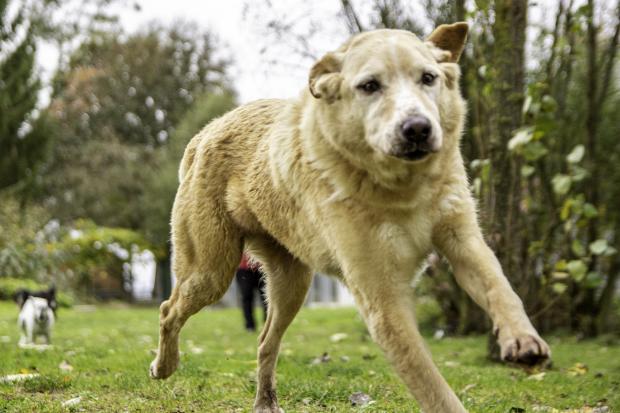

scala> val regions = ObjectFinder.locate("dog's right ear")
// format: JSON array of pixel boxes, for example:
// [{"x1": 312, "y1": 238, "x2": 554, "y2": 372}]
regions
[
  {"x1": 13, "y1": 290, "x2": 29, "y2": 309},
  {"x1": 308, "y1": 52, "x2": 344, "y2": 103}
]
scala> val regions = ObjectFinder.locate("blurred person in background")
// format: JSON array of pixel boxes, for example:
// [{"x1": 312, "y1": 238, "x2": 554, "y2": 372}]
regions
[{"x1": 236, "y1": 253, "x2": 267, "y2": 332}]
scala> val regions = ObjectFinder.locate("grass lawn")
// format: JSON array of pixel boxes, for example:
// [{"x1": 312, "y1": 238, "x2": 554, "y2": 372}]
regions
[{"x1": 0, "y1": 301, "x2": 618, "y2": 412}]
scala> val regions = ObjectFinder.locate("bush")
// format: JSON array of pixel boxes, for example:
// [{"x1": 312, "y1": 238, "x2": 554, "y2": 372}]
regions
[{"x1": 0, "y1": 277, "x2": 74, "y2": 307}]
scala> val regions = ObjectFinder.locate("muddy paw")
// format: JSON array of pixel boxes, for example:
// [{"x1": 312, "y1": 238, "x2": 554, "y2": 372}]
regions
[
  {"x1": 149, "y1": 354, "x2": 178, "y2": 379},
  {"x1": 253, "y1": 406, "x2": 284, "y2": 413},
  {"x1": 254, "y1": 390, "x2": 284, "y2": 413},
  {"x1": 500, "y1": 333, "x2": 550, "y2": 366}
]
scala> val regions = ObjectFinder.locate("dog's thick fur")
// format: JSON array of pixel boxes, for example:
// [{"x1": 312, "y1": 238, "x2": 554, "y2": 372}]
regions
[
  {"x1": 150, "y1": 24, "x2": 550, "y2": 412},
  {"x1": 18, "y1": 296, "x2": 55, "y2": 345}
]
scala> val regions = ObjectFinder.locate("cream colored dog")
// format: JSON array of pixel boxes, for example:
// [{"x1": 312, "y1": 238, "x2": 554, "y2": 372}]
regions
[{"x1": 150, "y1": 23, "x2": 550, "y2": 412}]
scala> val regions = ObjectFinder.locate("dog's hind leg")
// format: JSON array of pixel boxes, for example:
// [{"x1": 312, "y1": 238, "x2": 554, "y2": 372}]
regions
[
  {"x1": 247, "y1": 238, "x2": 312, "y2": 413},
  {"x1": 149, "y1": 204, "x2": 242, "y2": 380}
]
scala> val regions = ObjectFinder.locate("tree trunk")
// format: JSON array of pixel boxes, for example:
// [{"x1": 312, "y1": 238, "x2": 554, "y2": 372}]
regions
[
  {"x1": 487, "y1": 0, "x2": 528, "y2": 357},
  {"x1": 489, "y1": 0, "x2": 527, "y2": 285}
]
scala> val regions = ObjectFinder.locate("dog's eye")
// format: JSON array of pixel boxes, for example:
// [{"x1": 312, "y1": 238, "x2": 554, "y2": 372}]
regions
[
  {"x1": 357, "y1": 79, "x2": 381, "y2": 94},
  {"x1": 421, "y1": 73, "x2": 436, "y2": 86}
]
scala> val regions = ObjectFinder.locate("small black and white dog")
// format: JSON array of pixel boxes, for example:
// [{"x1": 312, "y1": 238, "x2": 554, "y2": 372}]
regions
[{"x1": 14, "y1": 286, "x2": 57, "y2": 345}]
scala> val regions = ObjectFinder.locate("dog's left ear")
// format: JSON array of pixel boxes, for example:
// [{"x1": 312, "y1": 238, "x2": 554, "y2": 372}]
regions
[
  {"x1": 47, "y1": 286, "x2": 58, "y2": 312},
  {"x1": 308, "y1": 52, "x2": 344, "y2": 103},
  {"x1": 426, "y1": 22, "x2": 469, "y2": 63}
]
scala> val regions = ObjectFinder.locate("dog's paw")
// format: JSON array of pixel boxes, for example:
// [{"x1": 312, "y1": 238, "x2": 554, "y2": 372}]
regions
[
  {"x1": 254, "y1": 391, "x2": 284, "y2": 413},
  {"x1": 253, "y1": 406, "x2": 284, "y2": 413},
  {"x1": 149, "y1": 355, "x2": 178, "y2": 379},
  {"x1": 499, "y1": 333, "x2": 550, "y2": 366}
]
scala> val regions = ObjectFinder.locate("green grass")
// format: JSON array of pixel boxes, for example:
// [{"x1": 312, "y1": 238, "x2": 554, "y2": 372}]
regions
[{"x1": 0, "y1": 301, "x2": 618, "y2": 412}]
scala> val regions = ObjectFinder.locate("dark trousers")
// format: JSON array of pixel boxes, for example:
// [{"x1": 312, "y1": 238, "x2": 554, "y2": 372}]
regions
[{"x1": 235, "y1": 269, "x2": 267, "y2": 330}]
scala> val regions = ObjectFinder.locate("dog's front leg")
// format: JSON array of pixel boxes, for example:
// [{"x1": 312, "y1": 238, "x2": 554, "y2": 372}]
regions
[
  {"x1": 433, "y1": 211, "x2": 550, "y2": 364},
  {"x1": 24, "y1": 326, "x2": 33, "y2": 345},
  {"x1": 346, "y1": 273, "x2": 467, "y2": 413},
  {"x1": 42, "y1": 330, "x2": 51, "y2": 344}
]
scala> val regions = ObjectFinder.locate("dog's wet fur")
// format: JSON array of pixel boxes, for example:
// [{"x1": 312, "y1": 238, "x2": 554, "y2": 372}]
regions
[{"x1": 150, "y1": 23, "x2": 550, "y2": 412}]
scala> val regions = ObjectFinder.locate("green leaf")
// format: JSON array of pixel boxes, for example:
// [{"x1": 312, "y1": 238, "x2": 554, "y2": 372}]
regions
[
  {"x1": 541, "y1": 95, "x2": 557, "y2": 112},
  {"x1": 583, "y1": 203, "x2": 598, "y2": 218},
  {"x1": 571, "y1": 239, "x2": 586, "y2": 257},
  {"x1": 552, "y1": 174, "x2": 571, "y2": 196},
  {"x1": 589, "y1": 239, "x2": 608, "y2": 255},
  {"x1": 522, "y1": 141, "x2": 548, "y2": 161},
  {"x1": 508, "y1": 128, "x2": 534, "y2": 151},
  {"x1": 566, "y1": 144, "x2": 585, "y2": 163},
  {"x1": 555, "y1": 260, "x2": 567, "y2": 271},
  {"x1": 560, "y1": 199, "x2": 573, "y2": 221},
  {"x1": 584, "y1": 272, "x2": 604, "y2": 289},
  {"x1": 521, "y1": 165, "x2": 535, "y2": 178},
  {"x1": 522, "y1": 95, "x2": 532, "y2": 115},
  {"x1": 552, "y1": 283, "x2": 567, "y2": 294},
  {"x1": 570, "y1": 165, "x2": 588, "y2": 182},
  {"x1": 567, "y1": 260, "x2": 587, "y2": 281}
]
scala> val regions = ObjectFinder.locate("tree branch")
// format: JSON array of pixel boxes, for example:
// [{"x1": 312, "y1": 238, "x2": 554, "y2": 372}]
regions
[
  {"x1": 597, "y1": 1, "x2": 620, "y2": 109},
  {"x1": 340, "y1": 0, "x2": 365, "y2": 34}
]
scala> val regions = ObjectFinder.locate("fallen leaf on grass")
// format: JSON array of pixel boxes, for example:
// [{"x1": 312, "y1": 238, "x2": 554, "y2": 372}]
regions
[
  {"x1": 190, "y1": 346, "x2": 205, "y2": 355},
  {"x1": 311, "y1": 352, "x2": 331, "y2": 365},
  {"x1": 444, "y1": 361, "x2": 460, "y2": 367},
  {"x1": 568, "y1": 363, "x2": 588, "y2": 377},
  {"x1": 0, "y1": 373, "x2": 40, "y2": 383},
  {"x1": 532, "y1": 404, "x2": 610, "y2": 412},
  {"x1": 18, "y1": 343, "x2": 53, "y2": 351},
  {"x1": 349, "y1": 392, "x2": 373, "y2": 407},
  {"x1": 527, "y1": 372, "x2": 546, "y2": 381},
  {"x1": 330, "y1": 333, "x2": 348, "y2": 343},
  {"x1": 61, "y1": 396, "x2": 81, "y2": 407},
  {"x1": 59, "y1": 361, "x2": 74, "y2": 372},
  {"x1": 460, "y1": 383, "x2": 476, "y2": 393}
]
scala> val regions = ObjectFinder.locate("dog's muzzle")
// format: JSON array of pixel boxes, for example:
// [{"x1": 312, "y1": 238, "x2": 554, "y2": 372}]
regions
[{"x1": 395, "y1": 115, "x2": 438, "y2": 161}]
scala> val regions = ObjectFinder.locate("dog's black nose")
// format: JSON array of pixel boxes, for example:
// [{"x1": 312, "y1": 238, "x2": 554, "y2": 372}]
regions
[{"x1": 401, "y1": 116, "x2": 432, "y2": 142}]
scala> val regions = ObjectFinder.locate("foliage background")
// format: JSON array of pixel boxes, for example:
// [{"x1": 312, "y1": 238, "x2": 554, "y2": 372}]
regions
[{"x1": 0, "y1": 0, "x2": 619, "y2": 340}]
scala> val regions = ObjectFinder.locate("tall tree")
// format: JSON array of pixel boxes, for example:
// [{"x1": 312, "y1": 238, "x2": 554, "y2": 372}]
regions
[
  {"x1": 0, "y1": 1, "x2": 45, "y2": 193},
  {"x1": 41, "y1": 23, "x2": 231, "y2": 228}
]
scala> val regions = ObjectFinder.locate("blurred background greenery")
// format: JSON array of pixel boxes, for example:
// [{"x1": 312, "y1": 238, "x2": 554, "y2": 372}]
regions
[{"x1": 0, "y1": 0, "x2": 619, "y2": 348}]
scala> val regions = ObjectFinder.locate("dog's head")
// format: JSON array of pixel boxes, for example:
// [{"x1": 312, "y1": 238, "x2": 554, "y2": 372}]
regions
[
  {"x1": 14, "y1": 286, "x2": 57, "y2": 314},
  {"x1": 308, "y1": 23, "x2": 467, "y2": 165},
  {"x1": 29, "y1": 297, "x2": 54, "y2": 325}
]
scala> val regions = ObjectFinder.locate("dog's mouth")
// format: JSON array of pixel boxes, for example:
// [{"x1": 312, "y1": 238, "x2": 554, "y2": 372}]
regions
[
  {"x1": 403, "y1": 148, "x2": 430, "y2": 161},
  {"x1": 394, "y1": 142, "x2": 433, "y2": 162}
]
